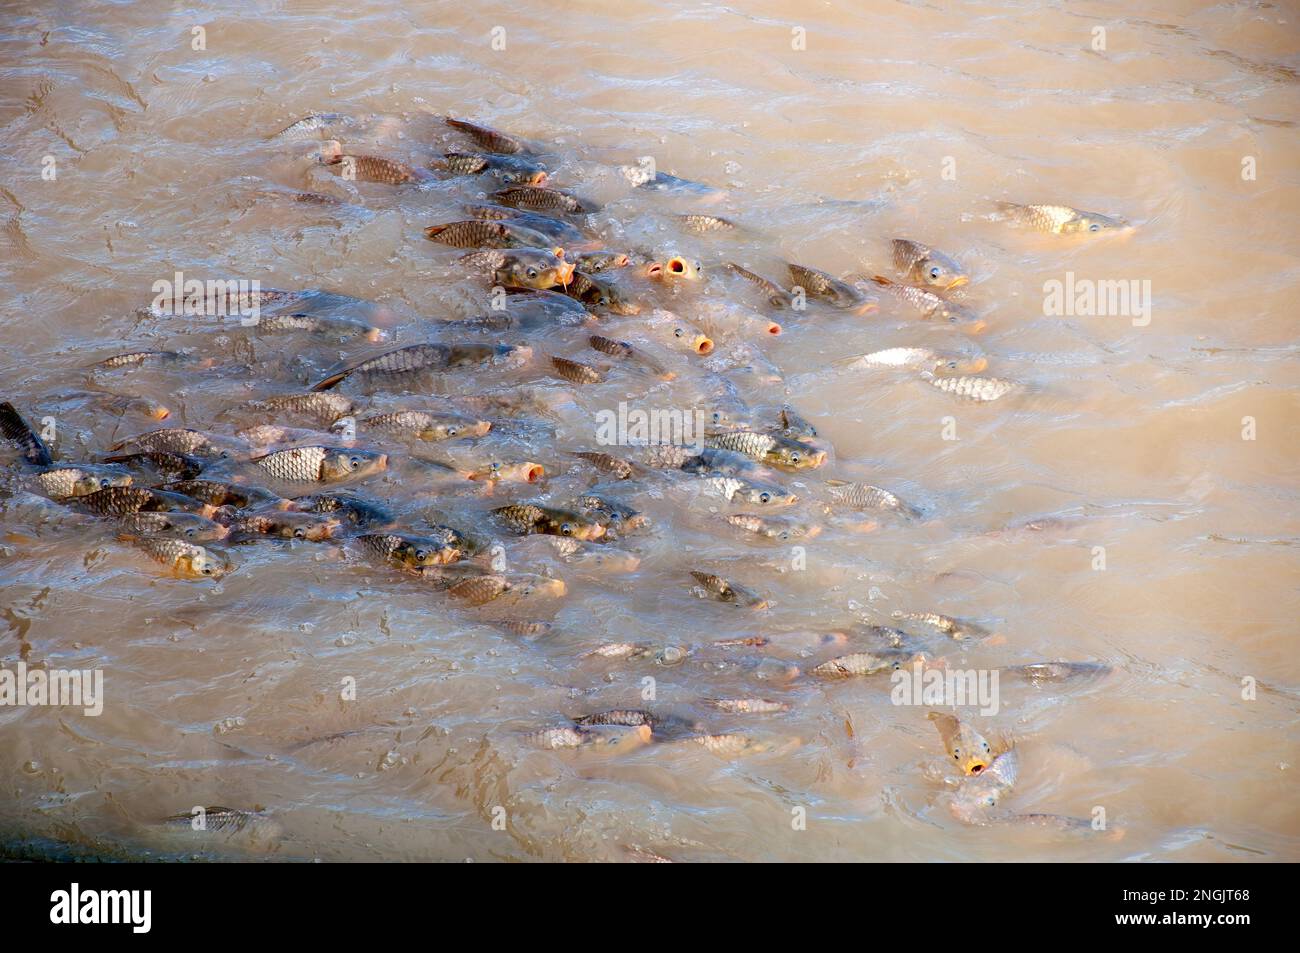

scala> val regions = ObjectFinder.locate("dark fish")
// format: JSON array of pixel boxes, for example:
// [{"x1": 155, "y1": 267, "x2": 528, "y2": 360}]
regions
[
  {"x1": 123, "y1": 535, "x2": 231, "y2": 579},
  {"x1": 33, "y1": 464, "x2": 132, "y2": 499},
  {"x1": 572, "y1": 251, "x2": 630, "y2": 273},
  {"x1": 435, "y1": 152, "x2": 547, "y2": 184},
  {"x1": 360, "y1": 410, "x2": 490, "y2": 441},
  {"x1": 445, "y1": 117, "x2": 530, "y2": 155},
  {"x1": 459, "y1": 248, "x2": 575, "y2": 290},
  {"x1": 294, "y1": 493, "x2": 394, "y2": 528},
  {"x1": 493, "y1": 185, "x2": 595, "y2": 214},
  {"x1": 0, "y1": 401, "x2": 53, "y2": 466},
  {"x1": 588, "y1": 335, "x2": 672, "y2": 379},
  {"x1": 325, "y1": 153, "x2": 432, "y2": 186},
  {"x1": 787, "y1": 263, "x2": 873, "y2": 311},
  {"x1": 689, "y1": 570, "x2": 768, "y2": 610},
  {"x1": 311, "y1": 343, "x2": 530, "y2": 391},
  {"x1": 252, "y1": 445, "x2": 387, "y2": 483},
  {"x1": 724, "y1": 262, "x2": 793, "y2": 308},
  {"x1": 229, "y1": 511, "x2": 341, "y2": 542},
  {"x1": 118, "y1": 511, "x2": 229, "y2": 542},
  {"x1": 562, "y1": 271, "x2": 639, "y2": 315},
  {"x1": 77, "y1": 486, "x2": 215, "y2": 518},
  {"x1": 89, "y1": 350, "x2": 191, "y2": 371},
  {"x1": 359, "y1": 531, "x2": 462, "y2": 568},
  {"x1": 238, "y1": 392, "x2": 357, "y2": 428},
  {"x1": 103, "y1": 451, "x2": 205, "y2": 479},
  {"x1": 569, "y1": 450, "x2": 642, "y2": 481},
  {"x1": 549, "y1": 355, "x2": 606, "y2": 385},
  {"x1": 464, "y1": 204, "x2": 586, "y2": 245},
  {"x1": 424, "y1": 220, "x2": 555, "y2": 250},
  {"x1": 493, "y1": 503, "x2": 606, "y2": 540},
  {"x1": 109, "y1": 428, "x2": 224, "y2": 458},
  {"x1": 159, "y1": 480, "x2": 284, "y2": 510}
]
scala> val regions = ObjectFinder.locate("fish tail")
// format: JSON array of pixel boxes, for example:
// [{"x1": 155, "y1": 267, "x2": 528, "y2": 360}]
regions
[
  {"x1": 0, "y1": 401, "x2": 54, "y2": 466},
  {"x1": 423, "y1": 224, "x2": 448, "y2": 239}
]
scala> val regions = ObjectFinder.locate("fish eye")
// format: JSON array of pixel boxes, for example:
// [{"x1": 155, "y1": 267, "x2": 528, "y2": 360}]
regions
[
  {"x1": 694, "y1": 261, "x2": 702, "y2": 271},
  {"x1": 526, "y1": 267, "x2": 538, "y2": 279},
  {"x1": 560, "y1": 523, "x2": 573, "y2": 536},
  {"x1": 928, "y1": 265, "x2": 942, "y2": 279},
  {"x1": 790, "y1": 452, "x2": 801, "y2": 464},
  {"x1": 674, "y1": 328, "x2": 684, "y2": 338},
  {"x1": 415, "y1": 549, "x2": 428, "y2": 560},
  {"x1": 201, "y1": 565, "x2": 213, "y2": 575},
  {"x1": 759, "y1": 492, "x2": 771, "y2": 504},
  {"x1": 294, "y1": 528, "x2": 306, "y2": 539},
  {"x1": 349, "y1": 456, "x2": 362, "y2": 469},
  {"x1": 1089, "y1": 222, "x2": 1100, "y2": 232},
  {"x1": 100, "y1": 478, "x2": 111, "y2": 487},
  {"x1": 446, "y1": 427, "x2": 458, "y2": 437}
]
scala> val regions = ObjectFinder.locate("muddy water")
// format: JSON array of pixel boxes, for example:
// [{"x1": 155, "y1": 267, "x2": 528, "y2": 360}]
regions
[{"x1": 1, "y1": 1, "x2": 1298, "y2": 862}]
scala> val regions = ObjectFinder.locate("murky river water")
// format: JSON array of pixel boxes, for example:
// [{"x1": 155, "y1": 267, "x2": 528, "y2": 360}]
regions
[{"x1": 1, "y1": 1, "x2": 1298, "y2": 861}]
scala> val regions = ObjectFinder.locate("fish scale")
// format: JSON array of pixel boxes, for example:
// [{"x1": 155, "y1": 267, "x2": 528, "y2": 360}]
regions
[
  {"x1": 926, "y1": 374, "x2": 1018, "y2": 402},
  {"x1": 424, "y1": 220, "x2": 553, "y2": 249}
]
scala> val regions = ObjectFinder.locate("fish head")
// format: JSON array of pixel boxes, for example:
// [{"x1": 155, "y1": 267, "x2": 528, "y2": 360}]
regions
[
  {"x1": 397, "y1": 538, "x2": 456, "y2": 567},
  {"x1": 77, "y1": 469, "x2": 134, "y2": 495},
  {"x1": 180, "y1": 547, "x2": 231, "y2": 580},
  {"x1": 664, "y1": 256, "x2": 703, "y2": 280},
  {"x1": 669, "y1": 324, "x2": 713, "y2": 355},
  {"x1": 917, "y1": 250, "x2": 968, "y2": 289},
  {"x1": 501, "y1": 249, "x2": 571, "y2": 290},
  {"x1": 1063, "y1": 210, "x2": 1130, "y2": 234},
  {"x1": 939, "y1": 303, "x2": 987, "y2": 335},
  {"x1": 769, "y1": 441, "x2": 826, "y2": 471},
  {"x1": 548, "y1": 512, "x2": 606, "y2": 541},
  {"x1": 321, "y1": 449, "x2": 388, "y2": 482},
  {"x1": 741, "y1": 482, "x2": 799, "y2": 507}
]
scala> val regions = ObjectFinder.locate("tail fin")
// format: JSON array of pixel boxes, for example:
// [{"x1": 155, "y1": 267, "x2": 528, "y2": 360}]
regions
[{"x1": 0, "y1": 401, "x2": 54, "y2": 466}]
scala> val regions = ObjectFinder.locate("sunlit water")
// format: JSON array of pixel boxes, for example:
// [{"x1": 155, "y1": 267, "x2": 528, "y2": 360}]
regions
[{"x1": 0, "y1": 1, "x2": 1298, "y2": 861}]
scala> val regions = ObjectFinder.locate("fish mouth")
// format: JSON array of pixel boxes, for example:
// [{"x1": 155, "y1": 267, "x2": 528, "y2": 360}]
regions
[
  {"x1": 555, "y1": 262, "x2": 576, "y2": 286},
  {"x1": 150, "y1": 406, "x2": 172, "y2": 420},
  {"x1": 945, "y1": 275, "x2": 970, "y2": 290},
  {"x1": 666, "y1": 257, "x2": 693, "y2": 278},
  {"x1": 966, "y1": 760, "x2": 989, "y2": 775},
  {"x1": 764, "y1": 320, "x2": 782, "y2": 336},
  {"x1": 693, "y1": 335, "x2": 714, "y2": 355},
  {"x1": 521, "y1": 463, "x2": 545, "y2": 483},
  {"x1": 644, "y1": 262, "x2": 664, "y2": 279},
  {"x1": 365, "y1": 327, "x2": 389, "y2": 344},
  {"x1": 527, "y1": 171, "x2": 548, "y2": 186}
]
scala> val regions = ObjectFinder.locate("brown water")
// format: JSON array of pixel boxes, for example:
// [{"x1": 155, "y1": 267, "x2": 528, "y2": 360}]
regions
[{"x1": 1, "y1": 0, "x2": 1298, "y2": 862}]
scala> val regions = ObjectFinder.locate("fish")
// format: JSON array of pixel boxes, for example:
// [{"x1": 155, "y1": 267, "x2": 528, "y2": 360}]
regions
[
  {"x1": 118, "y1": 511, "x2": 230, "y2": 542},
  {"x1": 705, "y1": 430, "x2": 825, "y2": 470},
  {"x1": 228, "y1": 511, "x2": 341, "y2": 542},
  {"x1": 928, "y1": 711, "x2": 997, "y2": 776},
  {"x1": 924, "y1": 373, "x2": 1019, "y2": 402},
  {"x1": 109, "y1": 428, "x2": 225, "y2": 458},
  {"x1": 159, "y1": 480, "x2": 285, "y2": 510},
  {"x1": 847, "y1": 346, "x2": 989, "y2": 375},
  {"x1": 1001, "y1": 661, "x2": 1112, "y2": 686},
  {"x1": 463, "y1": 460, "x2": 546, "y2": 484},
  {"x1": 689, "y1": 570, "x2": 768, "y2": 610},
  {"x1": 122, "y1": 535, "x2": 231, "y2": 579},
  {"x1": 776, "y1": 406, "x2": 817, "y2": 440},
  {"x1": 0, "y1": 401, "x2": 54, "y2": 466},
  {"x1": 678, "y1": 213, "x2": 735, "y2": 233},
  {"x1": 572, "y1": 251, "x2": 630, "y2": 273},
  {"x1": 810, "y1": 652, "x2": 900, "y2": 677},
  {"x1": 724, "y1": 262, "x2": 793, "y2": 308},
  {"x1": 688, "y1": 733, "x2": 777, "y2": 756},
  {"x1": 252, "y1": 445, "x2": 388, "y2": 483},
  {"x1": 445, "y1": 117, "x2": 531, "y2": 155},
  {"x1": 950, "y1": 747, "x2": 1019, "y2": 823},
  {"x1": 294, "y1": 493, "x2": 394, "y2": 528},
  {"x1": 463, "y1": 204, "x2": 585, "y2": 245},
  {"x1": 76, "y1": 486, "x2": 215, "y2": 518},
  {"x1": 249, "y1": 311, "x2": 387, "y2": 342},
  {"x1": 645, "y1": 311, "x2": 715, "y2": 356},
  {"x1": 33, "y1": 464, "x2": 132, "y2": 499},
  {"x1": 493, "y1": 619, "x2": 554, "y2": 639},
  {"x1": 423, "y1": 220, "x2": 556, "y2": 250},
  {"x1": 359, "y1": 531, "x2": 463, "y2": 569},
  {"x1": 870, "y1": 276, "x2": 986, "y2": 332},
  {"x1": 311, "y1": 343, "x2": 530, "y2": 391},
  {"x1": 529, "y1": 723, "x2": 652, "y2": 752},
  {"x1": 706, "y1": 698, "x2": 790, "y2": 714},
  {"x1": 995, "y1": 202, "x2": 1129, "y2": 235},
  {"x1": 270, "y1": 113, "x2": 349, "y2": 140},
  {"x1": 569, "y1": 450, "x2": 642, "y2": 481},
  {"x1": 787, "y1": 263, "x2": 874, "y2": 311},
  {"x1": 561, "y1": 271, "x2": 640, "y2": 315},
  {"x1": 891, "y1": 239, "x2": 969, "y2": 290},
  {"x1": 583, "y1": 642, "x2": 653, "y2": 660},
  {"x1": 89, "y1": 350, "x2": 192, "y2": 371},
  {"x1": 646, "y1": 256, "x2": 704, "y2": 282},
  {"x1": 102, "y1": 451, "x2": 205, "y2": 480},
  {"x1": 460, "y1": 248, "x2": 575, "y2": 290},
  {"x1": 572, "y1": 709, "x2": 655, "y2": 729},
  {"x1": 493, "y1": 185, "x2": 595, "y2": 214},
  {"x1": 588, "y1": 335, "x2": 672, "y2": 379},
  {"x1": 698, "y1": 474, "x2": 799, "y2": 507},
  {"x1": 324, "y1": 153, "x2": 432, "y2": 186},
  {"x1": 892, "y1": 610, "x2": 993, "y2": 641},
  {"x1": 725, "y1": 513, "x2": 820, "y2": 541},
  {"x1": 435, "y1": 152, "x2": 547, "y2": 184},
  {"x1": 360, "y1": 410, "x2": 490, "y2": 441},
  {"x1": 58, "y1": 389, "x2": 172, "y2": 421},
  {"x1": 161, "y1": 806, "x2": 278, "y2": 840},
  {"x1": 825, "y1": 480, "x2": 920, "y2": 518},
  {"x1": 549, "y1": 355, "x2": 607, "y2": 385},
  {"x1": 572, "y1": 494, "x2": 648, "y2": 534},
  {"x1": 239, "y1": 392, "x2": 357, "y2": 428},
  {"x1": 493, "y1": 503, "x2": 606, "y2": 540},
  {"x1": 625, "y1": 168, "x2": 717, "y2": 194}
]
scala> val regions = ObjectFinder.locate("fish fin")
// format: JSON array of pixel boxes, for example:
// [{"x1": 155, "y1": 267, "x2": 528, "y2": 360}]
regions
[
  {"x1": 0, "y1": 401, "x2": 54, "y2": 467},
  {"x1": 116, "y1": 533, "x2": 138, "y2": 543},
  {"x1": 869, "y1": 275, "x2": 893, "y2": 287},
  {"x1": 423, "y1": 224, "x2": 449, "y2": 239},
  {"x1": 310, "y1": 370, "x2": 349, "y2": 392}
]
